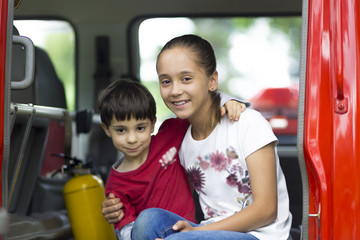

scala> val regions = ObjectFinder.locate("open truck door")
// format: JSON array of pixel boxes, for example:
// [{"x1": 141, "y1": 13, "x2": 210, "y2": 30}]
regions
[{"x1": 299, "y1": 0, "x2": 360, "y2": 238}]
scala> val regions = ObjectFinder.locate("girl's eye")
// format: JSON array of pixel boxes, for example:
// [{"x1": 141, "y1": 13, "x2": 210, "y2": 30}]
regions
[
  {"x1": 183, "y1": 77, "x2": 191, "y2": 82},
  {"x1": 160, "y1": 79, "x2": 171, "y2": 86}
]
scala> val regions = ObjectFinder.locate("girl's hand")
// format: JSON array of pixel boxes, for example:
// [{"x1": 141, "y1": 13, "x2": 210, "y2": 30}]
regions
[
  {"x1": 101, "y1": 193, "x2": 124, "y2": 224},
  {"x1": 221, "y1": 101, "x2": 246, "y2": 122},
  {"x1": 172, "y1": 220, "x2": 195, "y2": 232},
  {"x1": 154, "y1": 221, "x2": 195, "y2": 240}
]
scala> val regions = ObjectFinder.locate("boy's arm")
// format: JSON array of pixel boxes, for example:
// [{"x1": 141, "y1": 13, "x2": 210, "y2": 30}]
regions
[
  {"x1": 220, "y1": 92, "x2": 250, "y2": 107},
  {"x1": 220, "y1": 92, "x2": 250, "y2": 122}
]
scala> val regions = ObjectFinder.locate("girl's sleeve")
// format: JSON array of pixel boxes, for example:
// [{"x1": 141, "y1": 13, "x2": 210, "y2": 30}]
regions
[{"x1": 240, "y1": 110, "x2": 278, "y2": 159}]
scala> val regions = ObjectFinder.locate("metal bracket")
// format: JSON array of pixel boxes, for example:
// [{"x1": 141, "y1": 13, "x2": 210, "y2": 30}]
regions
[
  {"x1": 335, "y1": 97, "x2": 348, "y2": 114},
  {"x1": 308, "y1": 203, "x2": 321, "y2": 220}
]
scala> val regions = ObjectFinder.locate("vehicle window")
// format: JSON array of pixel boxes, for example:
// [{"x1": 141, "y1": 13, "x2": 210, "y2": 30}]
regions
[
  {"x1": 139, "y1": 17, "x2": 301, "y2": 144},
  {"x1": 14, "y1": 20, "x2": 76, "y2": 111}
]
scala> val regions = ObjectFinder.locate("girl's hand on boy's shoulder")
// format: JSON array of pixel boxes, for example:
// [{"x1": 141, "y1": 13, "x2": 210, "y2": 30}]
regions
[{"x1": 222, "y1": 100, "x2": 247, "y2": 122}]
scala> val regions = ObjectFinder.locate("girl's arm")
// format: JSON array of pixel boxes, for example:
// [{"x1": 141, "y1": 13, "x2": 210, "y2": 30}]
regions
[
  {"x1": 101, "y1": 193, "x2": 124, "y2": 224},
  {"x1": 174, "y1": 142, "x2": 278, "y2": 233}
]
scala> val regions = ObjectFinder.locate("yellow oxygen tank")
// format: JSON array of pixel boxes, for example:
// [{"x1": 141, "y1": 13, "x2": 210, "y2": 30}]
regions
[{"x1": 63, "y1": 174, "x2": 116, "y2": 240}]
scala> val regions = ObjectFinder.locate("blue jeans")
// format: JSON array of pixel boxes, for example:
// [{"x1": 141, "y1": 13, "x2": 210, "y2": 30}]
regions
[{"x1": 131, "y1": 208, "x2": 259, "y2": 240}]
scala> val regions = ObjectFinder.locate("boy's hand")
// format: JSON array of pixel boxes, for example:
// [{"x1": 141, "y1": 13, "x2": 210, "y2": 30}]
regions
[
  {"x1": 101, "y1": 193, "x2": 124, "y2": 224},
  {"x1": 221, "y1": 100, "x2": 247, "y2": 122}
]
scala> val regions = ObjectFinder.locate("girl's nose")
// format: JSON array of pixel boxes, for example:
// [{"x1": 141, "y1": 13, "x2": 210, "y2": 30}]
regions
[{"x1": 171, "y1": 81, "x2": 183, "y2": 96}]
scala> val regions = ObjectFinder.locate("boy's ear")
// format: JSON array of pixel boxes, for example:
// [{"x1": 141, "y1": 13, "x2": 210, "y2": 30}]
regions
[
  {"x1": 151, "y1": 118, "x2": 157, "y2": 134},
  {"x1": 208, "y1": 71, "x2": 218, "y2": 92},
  {"x1": 101, "y1": 123, "x2": 111, "y2": 137}
]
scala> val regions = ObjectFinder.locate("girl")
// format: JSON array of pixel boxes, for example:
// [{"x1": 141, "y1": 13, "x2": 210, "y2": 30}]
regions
[{"x1": 130, "y1": 34, "x2": 292, "y2": 240}]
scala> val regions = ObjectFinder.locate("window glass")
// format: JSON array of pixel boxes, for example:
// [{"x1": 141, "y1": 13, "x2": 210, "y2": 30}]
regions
[
  {"x1": 14, "y1": 20, "x2": 76, "y2": 111},
  {"x1": 139, "y1": 17, "x2": 301, "y2": 143}
]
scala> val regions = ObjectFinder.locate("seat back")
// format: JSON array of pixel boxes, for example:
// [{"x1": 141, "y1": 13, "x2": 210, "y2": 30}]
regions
[{"x1": 10, "y1": 27, "x2": 68, "y2": 215}]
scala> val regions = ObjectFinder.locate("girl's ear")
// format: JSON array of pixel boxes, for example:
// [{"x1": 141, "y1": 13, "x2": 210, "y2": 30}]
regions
[{"x1": 208, "y1": 71, "x2": 219, "y2": 92}]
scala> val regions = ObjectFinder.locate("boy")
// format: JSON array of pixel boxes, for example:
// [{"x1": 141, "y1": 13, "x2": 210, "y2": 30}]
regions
[{"x1": 99, "y1": 79, "x2": 195, "y2": 239}]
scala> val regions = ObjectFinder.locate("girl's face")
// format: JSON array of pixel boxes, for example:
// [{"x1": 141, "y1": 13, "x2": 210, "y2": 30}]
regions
[{"x1": 157, "y1": 47, "x2": 218, "y2": 123}]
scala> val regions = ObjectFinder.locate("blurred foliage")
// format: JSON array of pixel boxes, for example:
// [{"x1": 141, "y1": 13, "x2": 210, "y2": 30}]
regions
[
  {"x1": 192, "y1": 17, "x2": 301, "y2": 94},
  {"x1": 142, "y1": 16, "x2": 302, "y2": 122},
  {"x1": 268, "y1": 17, "x2": 302, "y2": 78},
  {"x1": 144, "y1": 81, "x2": 175, "y2": 121},
  {"x1": 45, "y1": 33, "x2": 75, "y2": 111}
]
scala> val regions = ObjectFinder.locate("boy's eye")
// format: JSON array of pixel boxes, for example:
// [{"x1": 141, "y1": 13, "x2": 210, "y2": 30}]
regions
[
  {"x1": 137, "y1": 126, "x2": 145, "y2": 131},
  {"x1": 116, "y1": 128, "x2": 125, "y2": 133},
  {"x1": 183, "y1": 77, "x2": 191, "y2": 82}
]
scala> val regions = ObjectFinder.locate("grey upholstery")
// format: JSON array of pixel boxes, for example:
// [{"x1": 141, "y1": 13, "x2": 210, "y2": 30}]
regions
[
  {"x1": 9, "y1": 27, "x2": 71, "y2": 239},
  {"x1": 11, "y1": 44, "x2": 67, "y2": 108}
]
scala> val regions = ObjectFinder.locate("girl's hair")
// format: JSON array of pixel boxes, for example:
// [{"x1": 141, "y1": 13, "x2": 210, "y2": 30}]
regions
[
  {"x1": 157, "y1": 34, "x2": 221, "y2": 126},
  {"x1": 98, "y1": 79, "x2": 156, "y2": 127}
]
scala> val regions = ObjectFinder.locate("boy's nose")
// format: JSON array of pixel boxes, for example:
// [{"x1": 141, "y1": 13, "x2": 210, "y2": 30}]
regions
[{"x1": 127, "y1": 131, "x2": 137, "y2": 143}]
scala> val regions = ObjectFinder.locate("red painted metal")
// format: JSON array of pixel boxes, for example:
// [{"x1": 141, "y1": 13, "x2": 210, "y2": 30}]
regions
[
  {"x1": 305, "y1": 0, "x2": 360, "y2": 239},
  {"x1": 0, "y1": 0, "x2": 9, "y2": 210}
]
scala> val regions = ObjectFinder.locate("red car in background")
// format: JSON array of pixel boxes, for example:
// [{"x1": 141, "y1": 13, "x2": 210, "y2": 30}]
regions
[{"x1": 249, "y1": 86, "x2": 299, "y2": 144}]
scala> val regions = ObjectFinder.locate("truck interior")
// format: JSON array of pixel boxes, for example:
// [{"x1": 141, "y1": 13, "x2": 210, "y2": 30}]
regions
[{"x1": 2, "y1": 0, "x2": 305, "y2": 239}]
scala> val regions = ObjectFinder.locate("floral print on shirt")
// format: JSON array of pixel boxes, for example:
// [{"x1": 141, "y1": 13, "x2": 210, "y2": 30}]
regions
[{"x1": 187, "y1": 146, "x2": 252, "y2": 209}]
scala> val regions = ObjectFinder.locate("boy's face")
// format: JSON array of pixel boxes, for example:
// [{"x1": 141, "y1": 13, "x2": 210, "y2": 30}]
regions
[{"x1": 102, "y1": 116, "x2": 156, "y2": 162}]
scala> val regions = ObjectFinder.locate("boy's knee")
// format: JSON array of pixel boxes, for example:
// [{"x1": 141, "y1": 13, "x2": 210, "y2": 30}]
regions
[
  {"x1": 136, "y1": 208, "x2": 160, "y2": 225},
  {"x1": 132, "y1": 208, "x2": 175, "y2": 240},
  {"x1": 132, "y1": 208, "x2": 161, "y2": 239}
]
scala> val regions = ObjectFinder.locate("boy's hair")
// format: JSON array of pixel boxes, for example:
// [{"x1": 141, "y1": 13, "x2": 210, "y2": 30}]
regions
[{"x1": 98, "y1": 79, "x2": 156, "y2": 127}]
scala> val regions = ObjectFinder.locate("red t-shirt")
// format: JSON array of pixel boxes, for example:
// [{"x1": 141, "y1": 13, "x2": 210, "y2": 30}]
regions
[{"x1": 105, "y1": 118, "x2": 195, "y2": 230}]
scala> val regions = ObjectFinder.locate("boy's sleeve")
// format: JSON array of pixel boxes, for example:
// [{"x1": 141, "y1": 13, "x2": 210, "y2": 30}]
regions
[
  {"x1": 105, "y1": 172, "x2": 137, "y2": 230},
  {"x1": 107, "y1": 189, "x2": 137, "y2": 230},
  {"x1": 219, "y1": 92, "x2": 251, "y2": 107},
  {"x1": 115, "y1": 199, "x2": 137, "y2": 230}
]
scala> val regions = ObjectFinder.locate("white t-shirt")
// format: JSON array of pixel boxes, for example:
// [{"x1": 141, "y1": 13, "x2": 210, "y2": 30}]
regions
[{"x1": 179, "y1": 109, "x2": 292, "y2": 240}]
